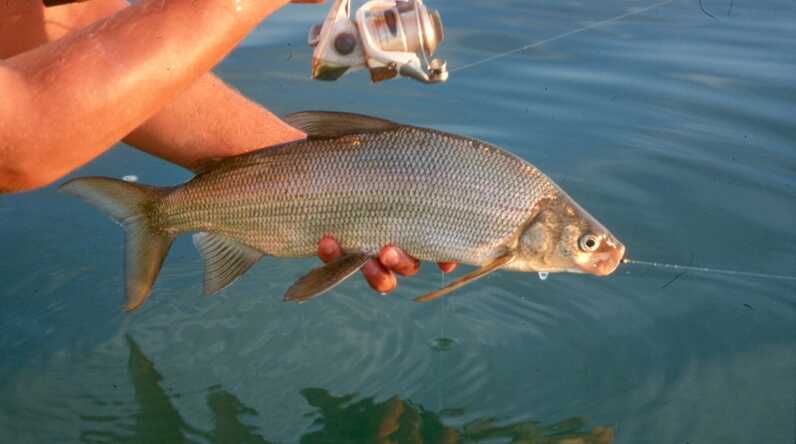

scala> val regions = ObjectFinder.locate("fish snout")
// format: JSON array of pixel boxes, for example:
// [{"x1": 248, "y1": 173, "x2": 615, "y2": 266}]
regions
[{"x1": 577, "y1": 240, "x2": 625, "y2": 276}]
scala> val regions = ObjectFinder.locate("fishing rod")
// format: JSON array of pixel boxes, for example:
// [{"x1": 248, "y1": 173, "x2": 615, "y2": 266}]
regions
[
  {"x1": 42, "y1": 0, "x2": 449, "y2": 82},
  {"x1": 42, "y1": 0, "x2": 671, "y2": 82}
]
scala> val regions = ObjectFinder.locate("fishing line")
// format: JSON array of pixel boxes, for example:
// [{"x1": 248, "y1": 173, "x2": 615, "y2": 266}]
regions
[
  {"x1": 450, "y1": 0, "x2": 675, "y2": 73},
  {"x1": 431, "y1": 269, "x2": 446, "y2": 411},
  {"x1": 622, "y1": 258, "x2": 796, "y2": 281}
]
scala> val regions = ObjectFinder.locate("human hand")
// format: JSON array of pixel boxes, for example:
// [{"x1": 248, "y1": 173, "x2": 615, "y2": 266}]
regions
[{"x1": 317, "y1": 236, "x2": 458, "y2": 293}]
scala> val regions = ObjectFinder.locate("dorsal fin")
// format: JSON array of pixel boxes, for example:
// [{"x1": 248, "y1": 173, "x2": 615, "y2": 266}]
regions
[{"x1": 283, "y1": 111, "x2": 400, "y2": 139}]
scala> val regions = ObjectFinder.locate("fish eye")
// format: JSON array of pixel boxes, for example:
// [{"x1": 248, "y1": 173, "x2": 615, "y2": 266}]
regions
[{"x1": 578, "y1": 234, "x2": 600, "y2": 252}]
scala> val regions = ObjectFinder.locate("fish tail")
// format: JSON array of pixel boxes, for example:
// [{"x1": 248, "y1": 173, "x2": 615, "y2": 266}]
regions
[{"x1": 60, "y1": 177, "x2": 174, "y2": 311}]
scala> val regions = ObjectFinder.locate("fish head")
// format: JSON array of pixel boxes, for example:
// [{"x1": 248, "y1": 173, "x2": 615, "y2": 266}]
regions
[{"x1": 515, "y1": 191, "x2": 625, "y2": 276}]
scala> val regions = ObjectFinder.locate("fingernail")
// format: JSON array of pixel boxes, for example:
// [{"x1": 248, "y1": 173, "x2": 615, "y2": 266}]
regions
[{"x1": 382, "y1": 248, "x2": 400, "y2": 267}]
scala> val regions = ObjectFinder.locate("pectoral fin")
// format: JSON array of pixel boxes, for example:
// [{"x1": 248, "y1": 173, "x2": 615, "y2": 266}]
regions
[
  {"x1": 284, "y1": 253, "x2": 372, "y2": 302},
  {"x1": 415, "y1": 253, "x2": 517, "y2": 303}
]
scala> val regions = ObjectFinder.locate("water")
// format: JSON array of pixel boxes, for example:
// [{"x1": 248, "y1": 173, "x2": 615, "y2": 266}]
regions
[{"x1": 1, "y1": 1, "x2": 795, "y2": 442}]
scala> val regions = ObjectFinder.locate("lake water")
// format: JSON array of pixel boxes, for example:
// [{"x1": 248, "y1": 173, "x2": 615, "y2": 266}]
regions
[{"x1": 1, "y1": 1, "x2": 795, "y2": 442}]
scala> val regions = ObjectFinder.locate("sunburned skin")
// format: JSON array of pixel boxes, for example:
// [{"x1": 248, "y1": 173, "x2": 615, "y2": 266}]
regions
[{"x1": 0, "y1": 0, "x2": 303, "y2": 192}]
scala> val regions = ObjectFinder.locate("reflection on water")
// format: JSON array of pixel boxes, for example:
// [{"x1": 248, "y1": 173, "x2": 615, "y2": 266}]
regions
[
  {"x1": 80, "y1": 336, "x2": 272, "y2": 444},
  {"x1": 79, "y1": 337, "x2": 612, "y2": 444},
  {"x1": 301, "y1": 388, "x2": 613, "y2": 444}
]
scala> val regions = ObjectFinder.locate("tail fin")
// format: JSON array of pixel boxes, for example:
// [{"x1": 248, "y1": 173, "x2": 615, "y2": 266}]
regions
[{"x1": 60, "y1": 177, "x2": 174, "y2": 311}]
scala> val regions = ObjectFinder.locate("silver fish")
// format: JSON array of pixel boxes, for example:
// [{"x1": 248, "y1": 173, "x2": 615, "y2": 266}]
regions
[{"x1": 61, "y1": 111, "x2": 625, "y2": 310}]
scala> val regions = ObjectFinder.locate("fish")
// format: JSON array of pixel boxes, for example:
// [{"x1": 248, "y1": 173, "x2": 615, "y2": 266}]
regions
[{"x1": 60, "y1": 111, "x2": 625, "y2": 311}]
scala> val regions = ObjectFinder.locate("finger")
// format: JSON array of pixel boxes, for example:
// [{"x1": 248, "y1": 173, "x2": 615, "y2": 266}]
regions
[
  {"x1": 317, "y1": 236, "x2": 342, "y2": 263},
  {"x1": 361, "y1": 259, "x2": 397, "y2": 294},
  {"x1": 437, "y1": 261, "x2": 458, "y2": 273},
  {"x1": 379, "y1": 246, "x2": 420, "y2": 277}
]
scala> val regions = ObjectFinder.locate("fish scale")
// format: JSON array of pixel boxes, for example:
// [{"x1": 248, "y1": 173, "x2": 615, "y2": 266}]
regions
[{"x1": 160, "y1": 127, "x2": 556, "y2": 264}]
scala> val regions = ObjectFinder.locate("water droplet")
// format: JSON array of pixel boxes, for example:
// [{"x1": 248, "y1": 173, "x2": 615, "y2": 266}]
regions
[
  {"x1": 538, "y1": 272, "x2": 549, "y2": 280},
  {"x1": 430, "y1": 337, "x2": 455, "y2": 351},
  {"x1": 122, "y1": 175, "x2": 138, "y2": 182}
]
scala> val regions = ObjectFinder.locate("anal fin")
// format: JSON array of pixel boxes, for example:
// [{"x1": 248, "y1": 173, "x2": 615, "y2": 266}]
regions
[
  {"x1": 415, "y1": 253, "x2": 517, "y2": 303},
  {"x1": 192, "y1": 232, "x2": 265, "y2": 294},
  {"x1": 284, "y1": 253, "x2": 372, "y2": 302}
]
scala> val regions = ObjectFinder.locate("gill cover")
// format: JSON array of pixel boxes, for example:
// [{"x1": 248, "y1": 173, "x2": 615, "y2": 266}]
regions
[{"x1": 515, "y1": 191, "x2": 625, "y2": 276}]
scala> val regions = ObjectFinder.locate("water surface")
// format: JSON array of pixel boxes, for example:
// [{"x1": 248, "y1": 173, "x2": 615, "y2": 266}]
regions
[{"x1": 1, "y1": 1, "x2": 795, "y2": 442}]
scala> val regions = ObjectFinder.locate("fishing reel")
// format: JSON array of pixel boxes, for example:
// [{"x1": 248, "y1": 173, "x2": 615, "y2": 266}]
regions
[{"x1": 308, "y1": 0, "x2": 448, "y2": 84}]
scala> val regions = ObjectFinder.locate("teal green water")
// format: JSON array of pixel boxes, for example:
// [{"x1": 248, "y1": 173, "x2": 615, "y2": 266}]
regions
[{"x1": 1, "y1": 1, "x2": 795, "y2": 442}]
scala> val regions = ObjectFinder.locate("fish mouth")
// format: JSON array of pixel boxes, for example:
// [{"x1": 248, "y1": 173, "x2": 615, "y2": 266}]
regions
[{"x1": 577, "y1": 242, "x2": 626, "y2": 277}]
